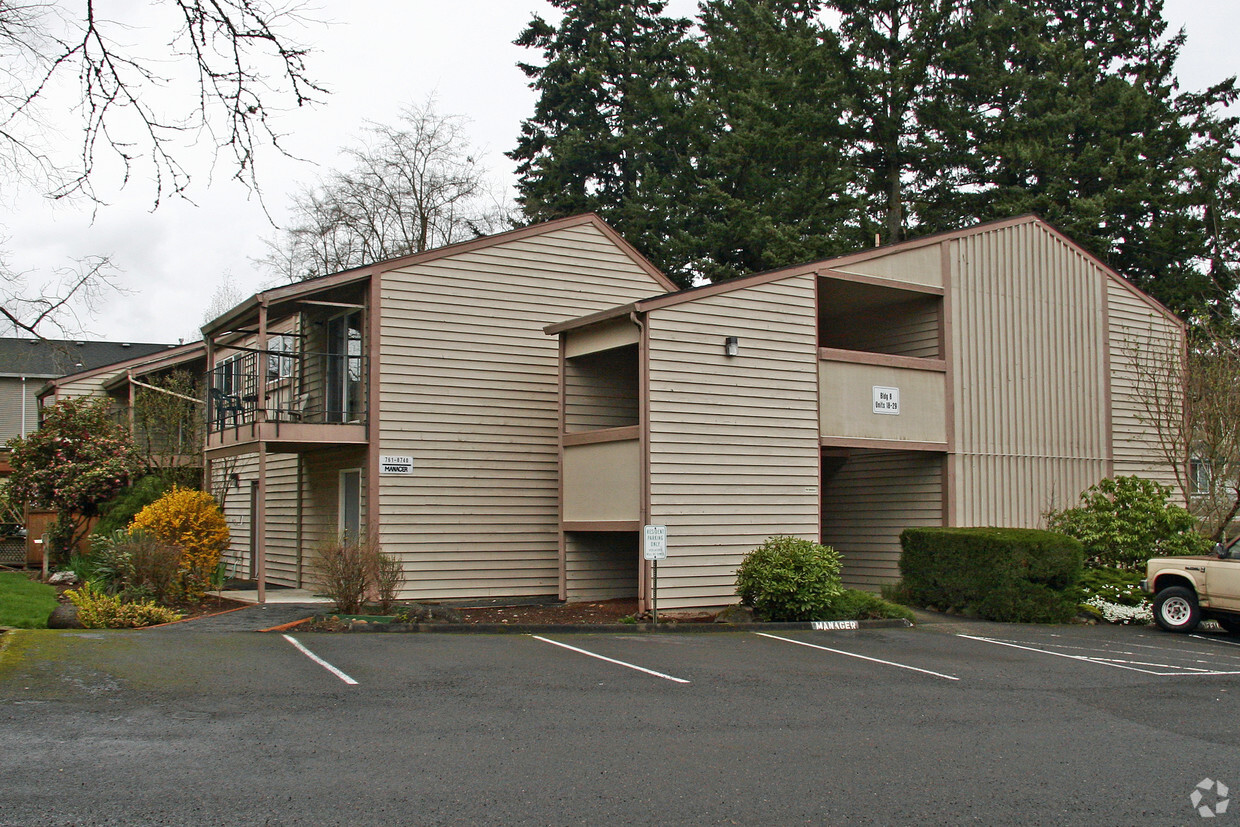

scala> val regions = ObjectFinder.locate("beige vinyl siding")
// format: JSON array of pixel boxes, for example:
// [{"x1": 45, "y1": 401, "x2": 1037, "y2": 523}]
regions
[
  {"x1": 0, "y1": 377, "x2": 46, "y2": 442},
  {"x1": 949, "y1": 224, "x2": 1110, "y2": 525},
  {"x1": 564, "y1": 532, "x2": 638, "y2": 601},
  {"x1": 565, "y1": 345, "x2": 639, "y2": 431},
  {"x1": 647, "y1": 273, "x2": 820, "y2": 609},
  {"x1": 215, "y1": 454, "x2": 256, "y2": 579},
  {"x1": 819, "y1": 295, "x2": 941, "y2": 358},
  {"x1": 827, "y1": 245, "x2": 944, "y2": 289},
  {"x1": 262, "y1": 453, "x2": 301, "y2": 586},
  {"x1": 377, "y1": 222, "x2": 669, "y2": 600},
  {"x1": 299, "y1": 447, "x2": 367, "y2": 590},
  {"x1": 1107, "y1": 279, "x2": 1183, "y2": 493},
  {"x1": 822, "y1": 450, "x2": 944, "y2": 589}
]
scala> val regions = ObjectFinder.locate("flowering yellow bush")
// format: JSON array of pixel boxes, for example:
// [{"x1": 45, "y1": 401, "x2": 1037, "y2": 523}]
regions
[{"x1": 131, "y1": 487, "x2": 229, "y2": 601}]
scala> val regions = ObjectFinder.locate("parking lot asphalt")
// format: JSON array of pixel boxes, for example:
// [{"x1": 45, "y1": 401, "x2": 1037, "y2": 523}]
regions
[{"x1": 2, "y1": 620, "x2": 1238, "y2": 826}]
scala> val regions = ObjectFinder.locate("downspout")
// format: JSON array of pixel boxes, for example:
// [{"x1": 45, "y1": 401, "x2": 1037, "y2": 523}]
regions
[
  {"x1": 631, "y1": 309, "x2": 651, "y2": 613},
  {"x1": 19, "y1": 377, "x2": 26, "y2": 437}
]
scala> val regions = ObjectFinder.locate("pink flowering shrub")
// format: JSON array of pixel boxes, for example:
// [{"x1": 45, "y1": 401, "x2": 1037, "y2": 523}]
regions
[{"x1": 7, "y1": 397, "x2": 140, "y2": 559}]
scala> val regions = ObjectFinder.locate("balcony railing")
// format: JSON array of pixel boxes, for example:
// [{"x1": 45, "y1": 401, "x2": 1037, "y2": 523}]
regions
[{"x1": 207, "y1": 348, "x2": 368, "y2": 433}]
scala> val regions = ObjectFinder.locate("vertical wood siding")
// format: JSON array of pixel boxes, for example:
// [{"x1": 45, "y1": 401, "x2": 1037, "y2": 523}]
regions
[
  {"x1": 647, "y1": 273, "x2": 821, "y2": 609},
  {"x1": 377, "y1": 222, "x2": 669, "y2": 600},
  {"x1": 564, "y1": 531, "x2": 638, "y2": 601},
  {"x1": 950, "y1": 223, "x2": 1110, "y2": 524},
  {"x1": 822, "y1": 450, "x2": 944, "y2": 589},
  {"x1": 1107, "y1": 280, "x2": 1183, "y2": 493}
]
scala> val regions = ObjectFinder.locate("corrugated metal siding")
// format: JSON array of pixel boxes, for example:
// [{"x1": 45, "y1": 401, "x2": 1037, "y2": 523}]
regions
[
  {"x1": 564, "y1": 531, "x2": 638, "y2": 601},
  {"x1": 377, "y1": 222, "x2": 669, "y2": 600},
  {"x1": 647, "y1": 273, "x2": 821, "y2": 609},
  {"x1": 1107, "y1": 280, "x2": 1183, "y2": 493},
  {"x1": 822, "y1": 450, "x2": 944, "y2": 589},
  {"x1": 950, "y1": 223, "x2": 1110, "y2": 525}
]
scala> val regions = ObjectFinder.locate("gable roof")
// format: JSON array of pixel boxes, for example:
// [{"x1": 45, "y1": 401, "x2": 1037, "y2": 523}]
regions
[
  {"x1": 36, "y1": 341, "x2": 205, "y2": 399},
  {"x1": 0, "y1": 338, "x2": 178, "y2": 379},
  {"x1": 546, "y1": 215, "x2": 1182, "y2": 334},
  {"x1": 204, "y1": 213, "x2": 678, "y2": 336}
]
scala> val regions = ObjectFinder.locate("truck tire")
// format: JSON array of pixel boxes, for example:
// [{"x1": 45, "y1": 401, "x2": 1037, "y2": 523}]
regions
[{"x1": 1153, "y1": 586, "x2": 1200, "y2": 633}]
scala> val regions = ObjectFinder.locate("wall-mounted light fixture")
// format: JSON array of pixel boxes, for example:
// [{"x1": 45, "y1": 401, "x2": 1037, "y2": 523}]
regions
[{"x1": 724, "y1": 336, "x2": 740, "y2": 357}]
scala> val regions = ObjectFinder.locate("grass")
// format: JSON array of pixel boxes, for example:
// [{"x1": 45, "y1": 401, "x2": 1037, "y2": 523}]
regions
[{"x1": 0, "y1": 571, "x2": 59, "y2": 629}]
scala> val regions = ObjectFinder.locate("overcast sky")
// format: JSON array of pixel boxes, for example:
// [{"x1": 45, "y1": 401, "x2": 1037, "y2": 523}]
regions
[{"x1": 4, "y1": 0, "x2": 1236, "y2": 345}]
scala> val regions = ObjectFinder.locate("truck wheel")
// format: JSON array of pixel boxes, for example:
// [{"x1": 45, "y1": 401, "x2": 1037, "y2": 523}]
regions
[
  {"x1": 1153, "y1": 586, "x2": 1200, "y2": 633},
  {"x1": 1217, "y1": 617, "x2": 1240, "y2": 636}
]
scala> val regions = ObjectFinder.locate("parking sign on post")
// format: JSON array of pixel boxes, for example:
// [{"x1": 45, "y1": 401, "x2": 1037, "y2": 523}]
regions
[{"x1": 644, "y1": 525, "x2": 667, "y2": 622}]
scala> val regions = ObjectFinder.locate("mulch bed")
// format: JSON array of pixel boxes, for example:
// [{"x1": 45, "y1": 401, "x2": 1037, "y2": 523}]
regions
[{"x1": 303, "y1": 598, "x2": 719, "y2": 630}]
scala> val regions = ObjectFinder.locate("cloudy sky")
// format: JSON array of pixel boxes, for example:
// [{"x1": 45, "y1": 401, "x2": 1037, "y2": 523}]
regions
[{"x1": 4, "y1": 0, "x2": 1237, "y2": 345}]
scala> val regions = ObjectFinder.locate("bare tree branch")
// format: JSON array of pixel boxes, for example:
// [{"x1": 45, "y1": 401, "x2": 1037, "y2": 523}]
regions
[
  {"x1": 0, "y1": 254, "x2": 124, "y2": 339},
  {"x1": 260, "y1": 98, "x2": 512, "y2": 281}
]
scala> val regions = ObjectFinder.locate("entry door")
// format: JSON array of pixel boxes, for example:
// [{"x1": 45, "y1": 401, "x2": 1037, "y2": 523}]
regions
[
  {"x1": 326, "y1": 311, "x2": 363, "y2": 423},
  {"x1": 339, "y1": 469, "x2": 361, "y2": 543}
]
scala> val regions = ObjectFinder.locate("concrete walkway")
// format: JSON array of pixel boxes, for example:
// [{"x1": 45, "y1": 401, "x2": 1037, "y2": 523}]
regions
[{"x1": 146, "y1": 602, "x2": 323, "y2": 632}]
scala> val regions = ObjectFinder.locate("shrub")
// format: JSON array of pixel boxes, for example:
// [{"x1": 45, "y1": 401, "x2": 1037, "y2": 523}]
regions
[
  {"x1": 94, "y1": 475, "x2": 174, "y2": 538},
  {"x1": 373, "y1": 551, "x2": 403, "y2": 614},
  {"x1": 735, "y1": 535, "x2": 843, "y2": 621},
  {"x1": 816, "y1": 589, "x2": 916, "y2": 622},
  {"x1": 131, "y1": 487, "x2": 229, "y2": 601},
  {"x1": 1077, "y1": 567, "x2": 1152, "y2": 625},
  {"x1": 900, "y1": 527, "x2": 1083, "y2": 623},
  {"x1": 65, "y1": 582, "x2": 183, "y2": 628},
  {"x1": 1046, "y1": 476, "x2": 1210, "y2": 570},
  {"x1": 313, "y1": 537, "x2": 371, "y2": 614}
]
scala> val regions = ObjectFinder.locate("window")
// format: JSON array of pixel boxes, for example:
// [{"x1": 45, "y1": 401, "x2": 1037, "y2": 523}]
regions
[
  {"x1": 267, "y1": 334, "x2": 295, "y2": 383},
  {"x1": 1191, "y1": 458, "x2": 1213, "y2": 496}
]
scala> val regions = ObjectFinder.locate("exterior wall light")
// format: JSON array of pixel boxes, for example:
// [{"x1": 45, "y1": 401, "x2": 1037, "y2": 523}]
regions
[{"x1": 724, "y1": 336, "x2": 740, "y2": 357}]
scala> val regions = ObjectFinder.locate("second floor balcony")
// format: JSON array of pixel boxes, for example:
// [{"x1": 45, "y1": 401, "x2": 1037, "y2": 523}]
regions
[{"x1": 205, "y1": 346, "x2": 369, "y2": 454}]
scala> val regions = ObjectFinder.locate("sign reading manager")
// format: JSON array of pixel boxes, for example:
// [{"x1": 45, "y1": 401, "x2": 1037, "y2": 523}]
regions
[{"x1": 380, "y1": 455, "x2": 414, "y2": 475}]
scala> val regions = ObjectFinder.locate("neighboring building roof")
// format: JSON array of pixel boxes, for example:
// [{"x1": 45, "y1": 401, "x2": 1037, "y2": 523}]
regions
[
  {"x1": 36, "y1": 341, "x2": 205, "y2": 399},
  {"x1": 0, "y1": 338, "x2": 178, "y2": 379}
]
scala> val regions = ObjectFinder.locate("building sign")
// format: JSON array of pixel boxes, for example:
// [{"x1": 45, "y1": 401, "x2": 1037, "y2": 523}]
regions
[
  {"x1": 643, "y1": 525, "x2": 668, "y2": 561},
  {"x1": 872, "y1": 386, "x2": 900, "y2": 415},
  {"x1": 379, "y1": 454, "x2": 414, "y2": 475}
]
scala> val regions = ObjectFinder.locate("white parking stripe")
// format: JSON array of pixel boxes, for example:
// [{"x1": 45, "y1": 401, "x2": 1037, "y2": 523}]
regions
[
  {"x1": 530, "y1": 636, "x2": 691, "y2": 684},
  {"x1": 1191, "y1": 634, "x2": 1240, "y2": 649},
  {"x1": 283, "y1": 635, "x2": 359, "y2": 685},
  {"x1": 756, "y1": 633, "x2": 959, "y2": 681},
  {"x1": 958, "y1": 634, "x2": 1240, "y2": 676}
]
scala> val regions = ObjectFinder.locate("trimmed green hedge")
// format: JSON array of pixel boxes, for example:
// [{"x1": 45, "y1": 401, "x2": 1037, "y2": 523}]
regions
[{"x1": 899, "y1": 527, "x2": 1084, "y2": 623}]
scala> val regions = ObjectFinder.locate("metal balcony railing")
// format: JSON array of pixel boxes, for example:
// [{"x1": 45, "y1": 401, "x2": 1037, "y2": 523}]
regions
[{"x1": 207, "y1": 348, "x2": 368, "y2": 433}]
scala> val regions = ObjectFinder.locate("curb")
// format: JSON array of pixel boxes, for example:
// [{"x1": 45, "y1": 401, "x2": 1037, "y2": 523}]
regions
[{"x1": 333, "y1": 617, "x2": 915, "y2": 634}]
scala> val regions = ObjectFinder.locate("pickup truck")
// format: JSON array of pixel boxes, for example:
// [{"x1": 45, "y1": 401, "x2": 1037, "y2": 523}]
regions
[{"x1": 1143, "y1": 543, "x2": 1240, "y2": 633}]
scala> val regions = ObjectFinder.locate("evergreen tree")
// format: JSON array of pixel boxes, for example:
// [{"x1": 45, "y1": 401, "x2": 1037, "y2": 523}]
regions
[
  {"x1": 687, "y1": 0, "x2": 865, "y2": 281},
  {"x1": 508, "y1": 0, "x2": 694, "y2": 283}
]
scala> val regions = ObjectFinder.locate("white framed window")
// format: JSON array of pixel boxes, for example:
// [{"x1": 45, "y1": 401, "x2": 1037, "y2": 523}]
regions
[
  {"x1": 267, "y1": 334, "x2": 295, "y2": 383},
  {"x1": 1191, "y1": 458, "x2": 1213, "y2": 496}
]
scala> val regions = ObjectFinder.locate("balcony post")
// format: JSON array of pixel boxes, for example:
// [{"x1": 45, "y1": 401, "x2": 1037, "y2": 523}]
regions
[
  {"x1": 256, "y1": 298, "x2": 269, "y2": 603},
  {"x1": 257, "y1": 300, "x2": 269, "y2": 423}
]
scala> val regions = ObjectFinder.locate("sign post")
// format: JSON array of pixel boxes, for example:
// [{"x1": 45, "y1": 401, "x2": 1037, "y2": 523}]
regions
[{"x1": 643, "y1": 525, "x2": 667, "y2": 623}]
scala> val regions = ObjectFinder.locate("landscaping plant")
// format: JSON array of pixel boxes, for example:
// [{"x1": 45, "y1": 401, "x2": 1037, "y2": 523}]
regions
[
  {"x1": 313, "y1": 535, "x2": 400, "y2": 614},
  {"x1": 130, "y1": 487, "x2": 229, "y2": 601},
  {"x1": 64, "y1": 581, "x2": 182, "y2": 628},
  {"x1": 900, "y1": 527, "x2": 1083, "y2": 623},
  {"x1": 1046, "y1": 475, "x2": 1210, "y2": 570},
  {"x1": 1077, "y1": 567, "x2": 1152, "y2": 625},
  {"x1": 735, "y1": 535, "x2": 843, "y2": 621},
  {"x1": 6, "y1": 397, "x2": 140, "y2": 561}
]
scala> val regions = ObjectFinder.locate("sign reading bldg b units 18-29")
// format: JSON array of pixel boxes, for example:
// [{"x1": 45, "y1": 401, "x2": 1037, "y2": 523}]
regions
[{"x1": 872, "y1": 386, "x2": 900, "y2": 415}]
